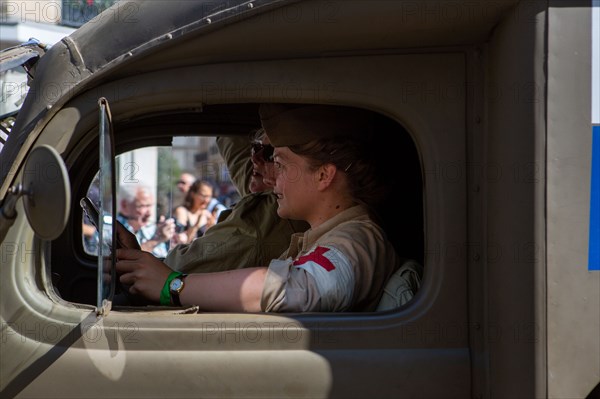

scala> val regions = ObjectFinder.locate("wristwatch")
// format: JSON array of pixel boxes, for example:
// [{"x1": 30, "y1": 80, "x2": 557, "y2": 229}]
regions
[{"x1": 169, "y1": 274, "x2": 187, "y2": 306}]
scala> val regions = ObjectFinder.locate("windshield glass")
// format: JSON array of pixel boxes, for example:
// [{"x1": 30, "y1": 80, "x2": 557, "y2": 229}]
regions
[
  {"x1": 97, "y1": 98, "x2": 116, "y2": 312},
  {"x1": 0, "y1": 67, "x2": 27, "y2": 152}
]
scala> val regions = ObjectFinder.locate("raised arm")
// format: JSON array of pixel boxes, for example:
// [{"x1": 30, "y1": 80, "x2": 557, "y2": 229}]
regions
[{"x1": 216, "y1": 135, "x2": 253, "y2": 197}]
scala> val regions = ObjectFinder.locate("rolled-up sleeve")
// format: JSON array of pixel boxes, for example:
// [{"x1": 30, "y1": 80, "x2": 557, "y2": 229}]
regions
[{"x1": 260, "y1": 245, "x2": 355, "y2": 312}]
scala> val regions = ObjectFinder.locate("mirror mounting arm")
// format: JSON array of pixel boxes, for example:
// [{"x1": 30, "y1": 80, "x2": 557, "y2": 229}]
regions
[{"x1": 0, "y1": 184, "x2": 29, "y2": 243}]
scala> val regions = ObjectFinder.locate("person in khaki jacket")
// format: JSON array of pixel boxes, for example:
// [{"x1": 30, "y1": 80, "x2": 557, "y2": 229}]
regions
[
  {"x1": 115, "y1": 104, "x2": 401, "y2": 312},
  {"x1": 163, "y1": 130, "x2": 309, "y2": 273}
]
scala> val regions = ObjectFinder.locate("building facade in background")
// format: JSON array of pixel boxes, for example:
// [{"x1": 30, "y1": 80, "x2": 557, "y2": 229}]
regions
[{"x1": 0, "y1": 0, "x2": 118, "y2": 49}]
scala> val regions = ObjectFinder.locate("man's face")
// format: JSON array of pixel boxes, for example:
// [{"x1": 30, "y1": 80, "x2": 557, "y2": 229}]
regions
[
  {"x1": 249, "y1": 135, "x2": 275, "y2": 193},
  {"x1": 122, "y1": 189, "x2": 154, "y2": 226},
  {"x1": 177, "y1": 173, "x2": 195, "y2": 193}
]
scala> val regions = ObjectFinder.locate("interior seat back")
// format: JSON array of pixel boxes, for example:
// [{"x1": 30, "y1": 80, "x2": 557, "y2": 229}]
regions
[{"x1": 376, "y1": 259, "x2": 423, "y2": 311}]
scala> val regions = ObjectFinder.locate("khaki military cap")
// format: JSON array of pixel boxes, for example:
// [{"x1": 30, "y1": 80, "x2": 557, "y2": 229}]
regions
[{"x1": 259, "y1": 103, "x2": 373, "y2": 147}]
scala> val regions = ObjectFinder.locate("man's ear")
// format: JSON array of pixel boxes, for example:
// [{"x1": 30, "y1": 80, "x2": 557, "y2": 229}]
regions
[{"x1": 316, "y1": 163, "x2": 337, "y2": 190}]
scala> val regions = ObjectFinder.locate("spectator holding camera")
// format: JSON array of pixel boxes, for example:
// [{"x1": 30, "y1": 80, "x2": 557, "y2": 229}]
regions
[{"x1": 117, "y1": 183, "x2": 175, "y2": 258}]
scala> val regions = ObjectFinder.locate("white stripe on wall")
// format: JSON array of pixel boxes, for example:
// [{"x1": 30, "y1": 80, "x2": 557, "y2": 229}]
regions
[{"x1": 593, "y1": 0, "x2": 599, "y2": 124}]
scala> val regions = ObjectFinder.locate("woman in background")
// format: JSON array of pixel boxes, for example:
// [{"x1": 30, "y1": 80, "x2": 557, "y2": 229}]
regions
[{"x1": 173, "y1": 180, "x2": 217, "y2": 242}]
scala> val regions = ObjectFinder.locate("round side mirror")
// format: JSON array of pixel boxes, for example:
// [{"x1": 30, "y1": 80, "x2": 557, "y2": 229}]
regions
[{"x1": 22, "y1": 145, "x2": 71, "y2": 240}]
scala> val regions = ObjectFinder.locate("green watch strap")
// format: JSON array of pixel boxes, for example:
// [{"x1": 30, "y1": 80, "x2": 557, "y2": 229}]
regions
[{"x1": 160, "y1": 271, "x2": 182, "y2": 306}]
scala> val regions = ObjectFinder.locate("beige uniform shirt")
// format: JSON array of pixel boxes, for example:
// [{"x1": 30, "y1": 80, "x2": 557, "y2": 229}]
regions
[{"x1": 261, "y1": 205, "x2": 400, "y2": 312}]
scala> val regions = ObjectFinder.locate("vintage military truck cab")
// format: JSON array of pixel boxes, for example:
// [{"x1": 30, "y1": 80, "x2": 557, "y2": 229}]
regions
[{"x1": 0, "y1": 1, "x2": 598, "y2": 397}]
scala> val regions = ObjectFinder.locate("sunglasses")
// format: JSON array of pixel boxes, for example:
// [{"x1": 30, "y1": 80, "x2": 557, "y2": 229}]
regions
[{"x1": 251, "y1": 142, "x2": 274, "y2": 162}]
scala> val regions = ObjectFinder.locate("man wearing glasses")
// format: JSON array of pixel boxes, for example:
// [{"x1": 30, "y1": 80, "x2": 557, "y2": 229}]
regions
[
  {"x1": 118, "y1": 183, "x2": 176, "y2": 258},
  {"x1": 162, "y1": 130, "x2": 308, "y2": 274}
]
